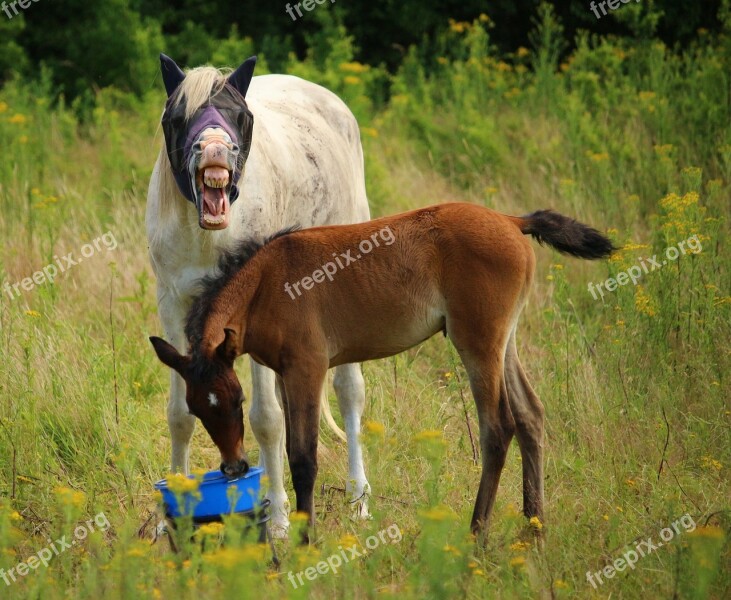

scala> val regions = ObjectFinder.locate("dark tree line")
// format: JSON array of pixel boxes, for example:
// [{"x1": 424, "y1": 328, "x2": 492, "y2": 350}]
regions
[{"x1": 0, "y1": 0, "x2": 723, "y2": 103}]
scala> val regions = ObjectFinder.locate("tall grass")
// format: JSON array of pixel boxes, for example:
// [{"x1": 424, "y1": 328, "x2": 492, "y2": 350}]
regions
[{"x1": 0, "y1": 6, "x2": 729, "y2": 599}]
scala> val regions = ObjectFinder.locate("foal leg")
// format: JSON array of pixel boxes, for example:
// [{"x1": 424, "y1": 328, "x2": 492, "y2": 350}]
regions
[
  {"x1": 249, "y1": 360, "x2": 290, "y2": 538},
  {"x1": 470, "y1": 373, "x2": 515, "y2": 540},
  {"x1": 282, "y1": 365, "x2": 328, "y2": 532},
  {"x1": 504, "y1": 331, "x2": 545, "y2": 521},
  {"x1": 451, "y1": 321, "x2": 516, "y2": 540},
  {"x1": 333, "y1": 363, "x2": 371, "y2": 519}
]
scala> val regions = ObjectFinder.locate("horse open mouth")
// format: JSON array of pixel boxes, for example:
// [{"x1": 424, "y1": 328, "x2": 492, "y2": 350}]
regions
[{"x1": 196, "y1": 166, "x2": 231, "y2": 229}]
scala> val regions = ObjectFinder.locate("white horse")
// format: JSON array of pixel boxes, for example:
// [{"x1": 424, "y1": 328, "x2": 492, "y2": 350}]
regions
[{"x1": 146, "y1": 55, "x2": 371, "y2": 536}]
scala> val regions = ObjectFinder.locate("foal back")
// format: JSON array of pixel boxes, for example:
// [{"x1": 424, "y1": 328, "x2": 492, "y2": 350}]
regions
[{"x1": 245, "y1": 203, "x2": 534, "y2": 370}]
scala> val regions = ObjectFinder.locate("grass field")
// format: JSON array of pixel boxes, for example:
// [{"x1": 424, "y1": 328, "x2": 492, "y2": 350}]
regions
[{"x1": 0, "y1": 11, "x2": 729, "y2": 599}]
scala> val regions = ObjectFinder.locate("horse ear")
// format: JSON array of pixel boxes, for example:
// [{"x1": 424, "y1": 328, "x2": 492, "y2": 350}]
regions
[
  {"x1": 150, "y1": 336, "x2": 190, "y2": 375},
  {"x1": 160, "y1": 53, "x2": 186, "y2": 98},
  {"x1": 217, "y1": 328, "x2": 240, "y2": 364},
  {"x1": 227, "y1": 56, "x2": 257, "y2": 98}
]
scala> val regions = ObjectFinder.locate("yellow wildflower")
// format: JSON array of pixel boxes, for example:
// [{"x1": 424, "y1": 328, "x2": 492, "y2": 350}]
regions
[
  {"x1": 442, "y1": 544, "x2": 461, "y2": 556},
  {"x1": 529, "y1": 516, "x2": 543, "y2": 530},
  {"x1": 700, "y1": 456, "x2": 722, "y2": 471},
  {"x1": 338, "y1": 533, "x2": 359, "y2": 548},
  {"x1": 517, "y1": 46, "x2": 529, "y2": 58},
  {"x1": 635, "y1": 286, "x2": 657, "y2": 318},
  {"x1": 290, "y1": 511, "x2": 309, "y2": 523},
  {"x1": 509, "y1": 555, "x2": 526, "y2": 567},
  {"x1": 510, "y1": 541, "x2": 530, "y2": 552},
  {"x1": 339, "y1": 62, "x2": 368, "y2": 74},
  {"x1": 126, "y1": 543, "x2": 148, "y2": 558},
  {"x1": 555, "y1": 579, "x2": 568, "y2": 589},
  {"x1": 8, "y1": 113, "x2": 27, "y2": 125},
  {"x1": 344, "y1": 76, "x2": 361, "y2": 86},
  {"x1": 363, "y1": 421, "x2": 385, "y2": 437},
  {"x1": 0, "y1": 102, "x2": 7, "y2": 113},
  {"x1": 413, "y1": 429, "x2": 444, "y2": 443},
  {"x1": 419, "y1": 504, "x2": 458, "y2": 522},
  {"x1": 449, "y1": 19, "x2": 469, "y2": 33},
  {"x1": 25, "y1": 310, "x2": 42, "y2": 318},
  {"x1": 654, "y1": 144, "x2": 675, "y2": 157},
  {"x1": 165, "y1": 473, "x2": 200, "y2": 495},
  {"x1": 586, "y1": 151, "x2": 609, "y2": 162},
  {"x1": 688, "y1": 526, "x2": 723, "y2": 540},
  {"x1": 203, "y1": 544, "x2": 268, "y2": 568},
  {"x1": 196, "y1": 522, "x2": 225, "y2": 537},
  {"x1": 55, "y1": 486, "x2": 86, "y2": 507}
]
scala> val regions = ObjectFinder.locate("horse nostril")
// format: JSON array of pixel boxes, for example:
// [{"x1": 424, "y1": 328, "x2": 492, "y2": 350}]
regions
[{"x1": 240, "y1": 459, "x2": 250, "y2": 475}]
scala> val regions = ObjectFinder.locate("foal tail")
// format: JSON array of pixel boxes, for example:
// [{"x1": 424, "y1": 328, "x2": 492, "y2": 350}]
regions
[{"x1": 515, "y1": 210, "x2": 615, "y2": 259}]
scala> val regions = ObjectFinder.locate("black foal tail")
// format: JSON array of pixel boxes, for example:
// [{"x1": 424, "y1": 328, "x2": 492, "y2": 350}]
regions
[{"x1": 518, "y1": 210, "x2": 615, "y2": 260}]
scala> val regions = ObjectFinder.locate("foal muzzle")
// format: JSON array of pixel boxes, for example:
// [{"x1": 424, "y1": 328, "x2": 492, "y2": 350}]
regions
[{"x1": 220, "y1": 458, "x2": 250, "y2": 479}]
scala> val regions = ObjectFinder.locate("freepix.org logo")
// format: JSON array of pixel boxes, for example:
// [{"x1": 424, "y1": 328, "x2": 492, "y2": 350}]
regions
[
  {"x1": 2, "y1": 0, "x2": 42, "y2": 20},
  {"x1": 1, "y1": 512, "x2": 111, "y2": 586}
]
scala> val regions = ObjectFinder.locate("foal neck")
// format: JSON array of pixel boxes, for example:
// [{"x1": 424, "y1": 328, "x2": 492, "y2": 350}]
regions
[{"x1": 198, "y1": 266, "x2": 259, "y2": 360}]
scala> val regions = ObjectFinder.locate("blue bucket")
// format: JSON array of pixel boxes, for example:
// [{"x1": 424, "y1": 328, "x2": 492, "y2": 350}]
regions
[{"x1": 154, "y1": 467, "x2": 263, "y2": 521}]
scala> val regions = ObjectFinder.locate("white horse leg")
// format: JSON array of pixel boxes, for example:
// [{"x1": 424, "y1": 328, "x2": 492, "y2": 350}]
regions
[
  {"x1": 249, "y1": 359, "x2": 290, "y2": 538},
  {"x1": 157, "y1": 287, "x2": 196, "y2": 474},
  {"x1": 333, "y1": 363, "x2": 371, "y2": 519}
]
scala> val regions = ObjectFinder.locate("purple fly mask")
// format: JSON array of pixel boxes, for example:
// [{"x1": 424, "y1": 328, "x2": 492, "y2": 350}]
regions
[{"x1": 160, "y1": 54, "x2": 256, "y2": 229}]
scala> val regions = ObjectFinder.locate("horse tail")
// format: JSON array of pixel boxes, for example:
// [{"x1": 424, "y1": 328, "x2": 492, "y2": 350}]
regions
[
  {"x1": 512, "y1": 210, "x2": 615, "y2": 260},
  {"x1": 321, "y1": 388, "x2": 347, "y2": 442}
]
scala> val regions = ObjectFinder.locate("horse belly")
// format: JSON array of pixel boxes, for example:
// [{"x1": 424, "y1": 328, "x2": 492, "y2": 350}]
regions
[{"x1": 329, "y1": 302, "x2": 445, "y2": 366}]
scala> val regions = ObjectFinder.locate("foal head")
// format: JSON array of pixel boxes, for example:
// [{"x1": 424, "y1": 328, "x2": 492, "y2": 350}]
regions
[
  {"x1": 150, "y1": 330, "x2": 249, "y2": 478},
  {"x1": 159, "y1": 54, "x2": 257, "y2": 230}
]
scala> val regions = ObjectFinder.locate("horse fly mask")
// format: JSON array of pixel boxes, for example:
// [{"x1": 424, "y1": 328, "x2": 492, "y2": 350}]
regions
[{"x1": 159, "y1": 54, "x2": 256, "y2": 227}]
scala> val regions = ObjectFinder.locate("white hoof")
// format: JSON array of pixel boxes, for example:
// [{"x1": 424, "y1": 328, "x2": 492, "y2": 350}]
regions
[
  {"x1": 269, "y1": 521, "x2": 290, "y2": 540},
  {"x1": 350, "y1": 495, "x2": 372, "y2": 521},
  {"x1": 153, "y1": 519, "x2": 169, "y2": 541}
]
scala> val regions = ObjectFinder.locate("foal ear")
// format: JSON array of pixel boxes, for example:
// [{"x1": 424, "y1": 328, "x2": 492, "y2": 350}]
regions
[
  {"x1": 149, "y1": 336, "x2": 190, "y2": 375},
  {"x1": 217, "y1": 328, "x2": 240, "y2": 364},
  {"x1": 227, "y1": 56, "x2": 257, "y2": 98},
  {"x1": 160, "y1": 53, "x2": 186, "y2": 98}
]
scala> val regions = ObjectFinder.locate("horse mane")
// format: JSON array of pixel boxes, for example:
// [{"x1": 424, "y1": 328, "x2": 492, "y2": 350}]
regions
[
  {"x1": 184, "y1": 226, "x2": 299, "y2": 378},
  {"x1": 153, "y1": 65, "x2": 235, "y2": 230}
]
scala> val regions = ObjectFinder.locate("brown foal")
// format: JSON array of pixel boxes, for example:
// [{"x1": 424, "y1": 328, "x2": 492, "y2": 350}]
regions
[{"x1": 151, "y1": 202, "x2": 614, "y2": 537}]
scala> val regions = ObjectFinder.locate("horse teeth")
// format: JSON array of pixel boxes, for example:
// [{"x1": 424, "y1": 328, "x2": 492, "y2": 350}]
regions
[{"x1": 204, "y1": 177, "x2": 227, "y2": 188}]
